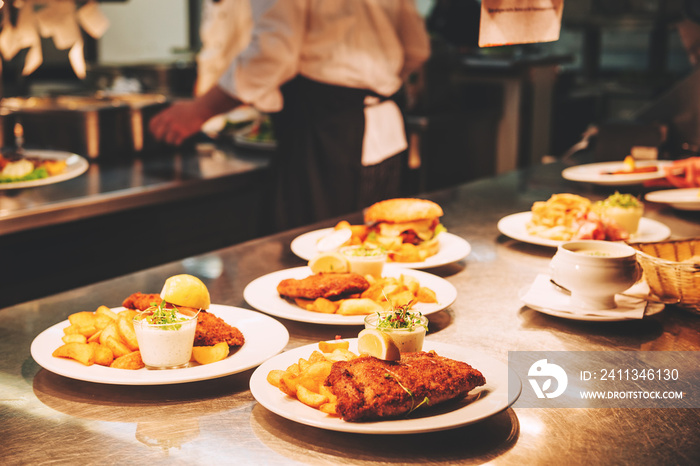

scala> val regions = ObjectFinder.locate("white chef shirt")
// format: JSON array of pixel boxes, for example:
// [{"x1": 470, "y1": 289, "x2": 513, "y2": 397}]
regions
[
  {"x1": 196, "y1": 0, "x2": 252, "y2": 96},
  {"x1": 217, "y1": 0, "x2": 431, "y2": 165}
]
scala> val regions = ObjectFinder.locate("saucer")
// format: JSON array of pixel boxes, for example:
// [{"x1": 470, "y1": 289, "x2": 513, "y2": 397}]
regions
[{"x1": 519, "y1": 274, "x2": 664, "y2": 321}]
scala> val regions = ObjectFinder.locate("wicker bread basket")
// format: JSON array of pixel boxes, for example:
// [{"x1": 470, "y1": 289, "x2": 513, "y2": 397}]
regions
[{"x1": 630, "y1": 239, "x2": 700, "y2": 314}]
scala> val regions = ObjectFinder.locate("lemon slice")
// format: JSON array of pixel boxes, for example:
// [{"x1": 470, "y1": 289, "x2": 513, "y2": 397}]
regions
[
  {"x1": 308, "y1": 252, "x2": 350, "y2": 274},
  {"x1": 160, "y1": 274, "x2": 211, "y2": 310},
  {"x1": 357, "y1": 329, "x2": 401, "y2": 361}
]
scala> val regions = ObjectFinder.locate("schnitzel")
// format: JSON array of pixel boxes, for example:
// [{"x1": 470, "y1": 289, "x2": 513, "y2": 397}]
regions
[
  {"x1": 277, "y1": 272, "x2": 370, "y2": 300},
  {"x1": 121, "y1": 292, "x2": 244, "y2": 348},
  {"x1": 194, "y1": 310, "x2": 245, "y2": 347},
  {"x1": 325, "y1": 351, "x2": 486, "y2": 421}
]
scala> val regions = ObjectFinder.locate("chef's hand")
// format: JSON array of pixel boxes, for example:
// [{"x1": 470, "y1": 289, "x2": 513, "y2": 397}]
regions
[
  {"x1": 663, "y1": 157, "x2": 700, "y2": 188},
  {"x1": 149, "y1": 86, "x2": 243, "y2": 146},
  {"x1": 149, "y1": 100, "x2": 209, "y2": 146}
]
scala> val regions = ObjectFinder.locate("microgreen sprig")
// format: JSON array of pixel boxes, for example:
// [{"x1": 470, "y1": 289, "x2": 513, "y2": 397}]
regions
[
  {"x1": 136, "y1": 300, "x2": 188, "y2": 330},
  {"x1": 384, "y1": 371, "x2": 430, "y2": 415},
  {"x1": 375, "y1": 297, "x2": 427, "y2": 332}
]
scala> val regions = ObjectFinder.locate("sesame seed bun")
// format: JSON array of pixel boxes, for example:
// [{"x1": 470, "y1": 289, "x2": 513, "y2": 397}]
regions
[{"x1": 364, "y1": 198, "x2": 443, "y2": 224}]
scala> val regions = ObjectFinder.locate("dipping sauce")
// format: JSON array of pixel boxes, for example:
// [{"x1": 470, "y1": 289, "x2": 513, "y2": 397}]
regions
[
  {"x1": 133, "y1": 306, "x2": 198, "y2": 370},
  {"x1": 340, "y1": 245, "x2": 387, "y2": 278},
  {"x1": 364, "y1": 309, "x2": 428, "y2": 353},
  {"x1": 594, "y1": 192, "x2": 644, "y2": 235}
]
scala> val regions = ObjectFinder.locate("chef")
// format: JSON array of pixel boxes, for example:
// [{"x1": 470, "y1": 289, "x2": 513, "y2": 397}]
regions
[{"x1": 150, "y1": 0, "x2": 431, "y2": 230}]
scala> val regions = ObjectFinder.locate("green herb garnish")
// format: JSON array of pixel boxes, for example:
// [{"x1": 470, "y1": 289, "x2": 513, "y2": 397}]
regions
[
  {"x1": 596, "y1": 191, "x2": 642, "y2": 209},
  {"x1": 0, "y1": 166, "x2": 48, "y2": 183},
  {"x1": 384, "y1": 371, "x2": 431, "y2": 415},
  {"x1": 375, "y1": 301, "x2": 427, "y2": 332},
  {"x1": 345, "y1": 245, "x2": 386, "y2": 257},
  {"x1": 135, "y1": 300, "x2": 189, "y2": 330}
]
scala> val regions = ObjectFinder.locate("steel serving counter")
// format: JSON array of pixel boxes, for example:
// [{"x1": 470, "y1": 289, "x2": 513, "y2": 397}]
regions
[{"x1": 1, "y1": 161, "x2": 699, "y2": 465}]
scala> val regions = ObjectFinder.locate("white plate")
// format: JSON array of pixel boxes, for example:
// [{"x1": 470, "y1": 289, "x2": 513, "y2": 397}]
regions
[
  {"x1": 561, "y1": 160, "x2": 672, "y2": 186},
  {"x1": 290, "y1": 228, "x2": 471, "y2": 269},
  {"x1": 243, "y1": 265, "x2": 457, "y2": 325},
  {"x1": 249, "y1": 340, "x2": 520, "y2": 434},
  {"x1": 497, "y1": 212, "x2": 671, "y2": 248},
  {"x1": 0, "y1": 150, "x2": 89, "y2": 190},
  {"x1": 30, "y1": 305, "x2": 289, "y2": 385},
  {"x1": 645, "y1": 188, "x2": 700, "y2": 211},
  {"x1": 518, "y1": 276, "x2": 664, "y2": 322}
]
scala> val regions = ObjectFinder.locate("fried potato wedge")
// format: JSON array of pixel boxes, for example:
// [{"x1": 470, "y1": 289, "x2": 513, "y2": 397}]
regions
[
  {"x1": 52, "y1": 342, "x2": 95, "y2": 366},
  {"x1": 90, "y1": 342, "x2": 114, "y2": 366},
  {"x1": 105, "y1": 335, "x2": 131, "y2": 358},
  {"x1": 62, "y1": 334, "x2": 87, "y2": 344},
  {"x1": 68, "y1": 311, "x2": 97, "y2": 329},
  {"x1": 95, "y1": 305, "x2": 118, "y2": 321},
  {"x1": 337, "y1": 298, "x2": 383, "y2": 316},
  {"x1": 99, "y1": 321, "x2": 120, "y2": 346},
  {"x1": 318, "y1": 339, "x2": 350, "y2": 353},
  {"x1": 117, "y1": 316, "x2": 139, "y2": 351},
  {"x1": 110, "y1": 351, "x2": 144, "y2": 370},
  {"x1": 296, "y1": 385, "x2": 328, "y2": 409}
]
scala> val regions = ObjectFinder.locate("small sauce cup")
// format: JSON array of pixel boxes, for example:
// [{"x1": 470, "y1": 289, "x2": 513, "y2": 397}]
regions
[
  {"x1": 133, "y1": 309, "x2": 199, "y2": 370},
  {"x1": 364, "y1": 311, "x2": 428, "y2": 353},
  {"x1": 550, "y1": 240, "x2": 642, "y2": 310},
  {"x1": 340, "y1": 245, "x2": 387, "y2": 278}
]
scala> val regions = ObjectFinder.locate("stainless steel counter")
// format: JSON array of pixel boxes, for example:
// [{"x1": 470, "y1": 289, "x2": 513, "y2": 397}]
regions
[{"x1": 1, "y1": 161, "x2": 699, "y2": 465}]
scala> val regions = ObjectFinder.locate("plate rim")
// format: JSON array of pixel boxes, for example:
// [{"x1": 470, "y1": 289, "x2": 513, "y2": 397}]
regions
[
  {"x1": 645, "y1": 188, "x2": 700, "y2": 210},
  {"x1": 561, "y1": 160, "x2": 671, "y2": 185},
  {"x1": 517, "y1": 283, "x2": 665, "y2": 322},
  {"x1": 497, "y1": 211, "x2": 671, "y2": 247},
  {"x1": 249, "y1": 339, "x2": 521, "y2": 434},
  {"x1": 290, "y1": 228, "x2": 471, "y2": 269},
  {"x1": 0, "y1": 150, "x2": 89, "y2": 190},
  {"x1": 30, "y1": 304, "x2": 289, "y2": 385},
  {"x1": 243, "y1": 265, "x2": 457, "y2": 326}
]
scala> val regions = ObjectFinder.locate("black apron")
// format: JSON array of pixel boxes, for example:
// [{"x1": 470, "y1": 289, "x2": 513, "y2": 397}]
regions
[{"x1": 268, "y1": 75, "x2": 402, "y2": 231}]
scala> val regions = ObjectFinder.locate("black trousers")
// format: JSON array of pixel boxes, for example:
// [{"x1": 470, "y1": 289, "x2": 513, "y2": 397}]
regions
[{"x1": 268, "y1": 76, "x2": 402, "y2": 231}]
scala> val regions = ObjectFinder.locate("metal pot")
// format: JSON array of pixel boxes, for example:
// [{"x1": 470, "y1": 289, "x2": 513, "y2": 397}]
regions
[{"x1": 0, "y1": 94, "x2": 170, "y2": 159}]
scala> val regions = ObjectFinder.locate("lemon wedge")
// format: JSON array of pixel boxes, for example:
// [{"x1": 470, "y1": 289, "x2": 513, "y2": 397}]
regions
[
  {"x1": 160, "y1": 274, "x2": 211, "y2": 310},
  {"x1": 357, "y1": 329, "x2": 401, "y2": 361},
  {"x1": 308, "y1": 252, "x2": 350, "y2": 274},
  {"x1": 192, "y1": 342, "x2": 229, "y2": 365}
]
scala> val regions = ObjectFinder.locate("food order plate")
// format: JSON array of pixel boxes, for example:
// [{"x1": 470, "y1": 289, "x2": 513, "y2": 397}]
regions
[
  {"x1": 243, "y1": 265, "x2": 457, "y2": 325},
  {"x1": 645, "y1": 188, "x2": 700, "y2": 211},
  {"x1": 30, "y1": 305, "x2": 289, "y2": 385},
  {"x1": 497, "y1": 212, "x2": 671, "y2": 248},
  {"x1": 518, "y1": 275, "x2": 664, "y2": 322},
  {"x1": 0, "y1": 150, "x2": 89, "y2": 190},
  {"x1": 561, "y1": 160, "x2": 672, "y2": 186},
  {"x1": 290, "y1": 228, "x2": 471, "y2": 269},
  {"x1": 250, "y1": 339, "x2": 521, "y2": 434}
]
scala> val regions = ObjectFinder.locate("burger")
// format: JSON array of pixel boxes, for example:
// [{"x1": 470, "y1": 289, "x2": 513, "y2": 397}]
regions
[{"x1": 363, "y1": 198, "x2": 446, "y2": 262}]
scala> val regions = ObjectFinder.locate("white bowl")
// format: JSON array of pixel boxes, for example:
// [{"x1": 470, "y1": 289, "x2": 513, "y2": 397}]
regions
[{"x1": 550, "y1": 240, "x2": 642, "y2": 310}]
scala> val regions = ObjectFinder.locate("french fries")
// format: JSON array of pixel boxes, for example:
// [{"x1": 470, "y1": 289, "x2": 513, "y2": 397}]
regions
[
  {"x1": 267, "y1": 343, "x2": 357, "y2": 415},
  {"x1": 52, "y1": 306, "x2": 143, "y2": 369},
  {"x1": 289, "y1": 274, "x2": 437, "y2": 316}
]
